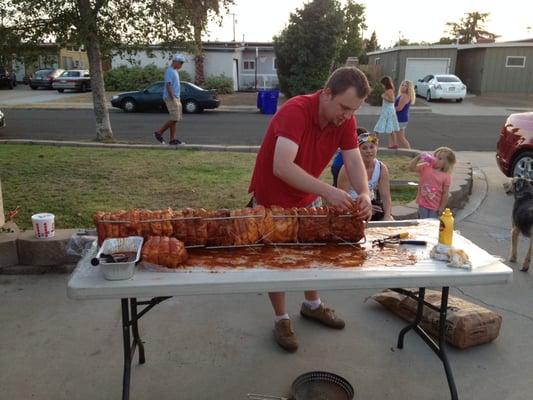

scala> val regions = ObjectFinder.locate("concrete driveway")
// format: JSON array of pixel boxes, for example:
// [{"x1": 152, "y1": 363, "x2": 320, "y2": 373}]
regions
[{"x1": 0, "y1": 151, "x2": 531, "y2": 400}]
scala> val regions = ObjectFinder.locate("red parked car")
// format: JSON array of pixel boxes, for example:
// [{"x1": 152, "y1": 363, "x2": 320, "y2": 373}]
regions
[{"x1": 496, "y1": 112, "x2": 533, "y2": 179}]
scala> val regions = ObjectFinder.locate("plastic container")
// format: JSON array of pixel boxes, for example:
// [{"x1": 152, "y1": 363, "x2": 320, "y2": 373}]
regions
[
  {"x1": 31, "y1": 213, "x2": 55, "y2": 239},
  {"x1": 262, "y1": 89, "x2": 280, "y2": 115},
  {"x1": 96, "y1": 236, "x2": 144, "y2": 280},
  {"x1": 438, "y1": 208, "x2": 454, "y2": 246},
  {"x1": 420, "y1": 152, "x2": 437, "y2": 167},
  {"x1": 256, "y1": 89, "x2": 267, "y2": 110}
]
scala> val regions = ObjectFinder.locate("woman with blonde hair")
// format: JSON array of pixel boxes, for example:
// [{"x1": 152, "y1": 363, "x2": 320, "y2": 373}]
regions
[{"x1": 393, "y1": 80, "x2": 416, "y2": 149}]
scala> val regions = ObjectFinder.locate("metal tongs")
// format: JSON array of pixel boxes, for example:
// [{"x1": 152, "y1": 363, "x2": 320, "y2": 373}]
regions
[{"x1": 371, "y1": 232, "x2": 427, "y2": 249}]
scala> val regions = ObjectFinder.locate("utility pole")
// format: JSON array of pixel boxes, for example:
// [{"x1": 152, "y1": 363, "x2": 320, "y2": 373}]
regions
[{"x1": 230, "y1": 13, "x2": 237, "y2": 42}]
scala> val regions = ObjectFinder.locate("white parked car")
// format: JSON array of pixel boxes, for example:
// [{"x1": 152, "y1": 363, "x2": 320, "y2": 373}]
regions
[
  {"x1": 0, "y1": 109, "x2": 5, "y2": 128},
  {"x1": 415, "y1": 74, "x2": 467, "y2": 102},
  {"x1": 52, "y1": 69, "x2": 91, "y2": 92}
]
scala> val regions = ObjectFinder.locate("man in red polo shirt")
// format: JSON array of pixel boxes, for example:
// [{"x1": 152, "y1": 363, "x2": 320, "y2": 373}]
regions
[{"x1": 249, "y1": 67, "x2": 372, "y2": 352}]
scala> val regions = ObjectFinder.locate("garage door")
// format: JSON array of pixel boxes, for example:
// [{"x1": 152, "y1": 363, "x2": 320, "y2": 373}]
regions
[{"x1": 405, "y1": 58, "x2": 450, "y2": 83}]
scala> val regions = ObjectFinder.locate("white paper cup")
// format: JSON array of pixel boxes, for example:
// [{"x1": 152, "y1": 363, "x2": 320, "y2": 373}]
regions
[{"x1": 32, "y1": 213, "x2": 55, "y2": 239}]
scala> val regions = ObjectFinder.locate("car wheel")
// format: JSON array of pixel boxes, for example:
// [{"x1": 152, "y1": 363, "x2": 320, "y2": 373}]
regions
[
  {"x1": 456, "y1": 98, "x2": 463, "y2": 103},
  {"x1": 122, "y1": 98, "x2": 137, "y2": 112},
  {"x1": 57, "y1": 89, "x2": 64, "y2": 93},
  {"x1": 80, "y1": 83, "x2": 87, "y2": 92},
  {"x1": 30, "y1": 85, "x2": 37, "y2": 90},
  {"x1": 184, "y1": 99, "x2": 198, "y2": 113},
  {"x1": 426, "y1": 90, "x2": 432, "y2": 102},
  {"x1": 512, "y1": 151, "x2": 533, "y2": 179}
]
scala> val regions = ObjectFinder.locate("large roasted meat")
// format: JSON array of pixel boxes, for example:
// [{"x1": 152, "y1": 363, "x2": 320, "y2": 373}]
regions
[
  {"x1": 94, "y1": 203, "x2": 365, "y2": 246},
  {"x1": 297, "y1": 207, "x2": 331, "y2": 243},
  {"x1": 141, "y1": 236, "x2": 188, "y2": 268}
]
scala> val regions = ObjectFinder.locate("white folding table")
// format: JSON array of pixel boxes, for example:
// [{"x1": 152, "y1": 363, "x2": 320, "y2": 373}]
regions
[{"x1": 68, "y1": 223, "x2": 512, "y2": 400}]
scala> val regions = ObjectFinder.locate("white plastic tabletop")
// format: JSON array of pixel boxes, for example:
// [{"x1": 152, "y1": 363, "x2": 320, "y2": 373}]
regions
[{"x1": 68, "y1": 221, "x2": 513, "y2": 300}]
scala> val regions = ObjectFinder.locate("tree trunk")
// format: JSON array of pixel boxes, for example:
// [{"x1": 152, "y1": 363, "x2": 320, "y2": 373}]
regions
[
  {"x1": 195, "y1": 54, "x2": 204, "y2": 86},
  {"x1": 85, "y1": 39, "x2": 113, "y2": 141},
  {"x1": 193, "y1": 24, "x2": 204, "y2": 86},
  {"x1": 77, "y1": 0, "x2": 113, "y2": 141}
]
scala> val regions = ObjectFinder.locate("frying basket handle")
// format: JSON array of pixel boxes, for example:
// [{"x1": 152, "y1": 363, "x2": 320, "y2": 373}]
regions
[{"x1": 247, "y1": 393, "x2": 288, "y2": 400}]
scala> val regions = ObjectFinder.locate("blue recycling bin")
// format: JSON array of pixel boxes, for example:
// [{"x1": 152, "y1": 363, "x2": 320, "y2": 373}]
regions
[
  {"x1": 261, "y1": 89, "x2": 280, "y2": 115},
  {"x1": 256, "y1": 89, "x2": 267, "y2": 110}
]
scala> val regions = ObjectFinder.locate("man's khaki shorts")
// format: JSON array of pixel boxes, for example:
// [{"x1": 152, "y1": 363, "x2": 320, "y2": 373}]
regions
[{"x1": 164, "y1": 98, "x2": 183, "y2": 121}]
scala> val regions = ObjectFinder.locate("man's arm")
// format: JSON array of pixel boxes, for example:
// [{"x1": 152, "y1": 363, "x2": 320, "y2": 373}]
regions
[
  {"x1": 273, "y1": 137, "x2": 353, "y2": 209},
  {"x1": 342, "y1": 148, "x2": 370, "y2": 198},
  {"x1": 166, "y1": 82, "x2": 174, "y2": 99},
  {"x1": 341, "y1": 148, "x2": 372, "y2": 219}
]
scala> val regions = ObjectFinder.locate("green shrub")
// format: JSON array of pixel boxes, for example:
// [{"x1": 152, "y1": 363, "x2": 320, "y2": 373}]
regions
[
  {"x1": 203, "y1": 74, "x2": 234, "y2": 94},
  {"x1": 367, "y1": 80, "x2": 384, "y2": 106},
  {"x1": 178, "y1": 70, "x2": 192, "y2": 83},
  {"x1": 104, "y1": 65, "x2": 192, "y2": 91}
]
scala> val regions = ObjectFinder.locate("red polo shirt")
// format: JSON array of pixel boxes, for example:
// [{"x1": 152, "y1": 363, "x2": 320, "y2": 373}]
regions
[{"x1": 248, "y1": 90, "x2": 358, "y2": 208}]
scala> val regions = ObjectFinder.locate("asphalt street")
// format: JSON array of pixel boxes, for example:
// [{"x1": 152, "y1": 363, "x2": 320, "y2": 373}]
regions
[{"x1": 0, "y1": 108, "x2": 502, "y2": 150}]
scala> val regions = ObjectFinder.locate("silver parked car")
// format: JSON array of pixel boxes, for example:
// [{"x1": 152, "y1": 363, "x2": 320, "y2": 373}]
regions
[
  {"x1": 415, "y1": 74, "x2": 467, "y2": 102},
  {"x1": 52, "y1": 70, "x2": 91, "y2": 92}
]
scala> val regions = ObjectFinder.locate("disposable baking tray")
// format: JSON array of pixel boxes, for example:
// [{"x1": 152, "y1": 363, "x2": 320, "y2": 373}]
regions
[{"x1": 96, "y1": 236, "x2": 144, "y2": 280}]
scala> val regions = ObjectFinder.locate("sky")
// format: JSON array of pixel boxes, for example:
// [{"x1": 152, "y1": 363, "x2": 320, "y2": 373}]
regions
[{"x1": 206, "y1": 0, "x2": 532, "y2": 47}]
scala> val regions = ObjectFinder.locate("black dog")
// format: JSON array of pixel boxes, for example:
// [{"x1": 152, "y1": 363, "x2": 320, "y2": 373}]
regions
[{"x1": 509, "y1": 178, "x2": 533, "y2": 271}]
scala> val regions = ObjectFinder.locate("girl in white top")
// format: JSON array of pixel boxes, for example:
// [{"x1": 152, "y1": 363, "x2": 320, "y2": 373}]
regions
[{"x1": 337, "y1": 132, "x2": 394, "y2": 221}]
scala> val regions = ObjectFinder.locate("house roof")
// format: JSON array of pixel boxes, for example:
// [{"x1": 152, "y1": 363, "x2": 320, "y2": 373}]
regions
[{"x1": 368, "y1": 42, "x2": 533, "y2": 56}]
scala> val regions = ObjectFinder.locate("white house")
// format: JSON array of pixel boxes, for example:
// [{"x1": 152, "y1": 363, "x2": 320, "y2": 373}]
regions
[{"x1": 111, "y1": 41, "x2": 279, "y2": 90}]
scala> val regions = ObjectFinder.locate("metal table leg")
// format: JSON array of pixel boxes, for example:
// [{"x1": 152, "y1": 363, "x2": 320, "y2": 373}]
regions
[
  {"x1": 120, "y1": 296, "x2": 172, "y2": 400},
  {"x1": 393, "y1": 287, "x2": 458, "y2": 400}
]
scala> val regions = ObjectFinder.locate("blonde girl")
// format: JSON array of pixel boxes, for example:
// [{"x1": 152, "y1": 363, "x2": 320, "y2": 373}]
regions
[
  {"x1": 393, "y1": 80, "x2": 416, "y2": 149},
  {"x1": 408, "y1": 147, "x2": 456, "y2": 219}
]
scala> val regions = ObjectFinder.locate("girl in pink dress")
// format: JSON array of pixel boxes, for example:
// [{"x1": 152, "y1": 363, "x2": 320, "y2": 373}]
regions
[{"x1": 408, "y1": 147, "x2": 457, "y2": 219}]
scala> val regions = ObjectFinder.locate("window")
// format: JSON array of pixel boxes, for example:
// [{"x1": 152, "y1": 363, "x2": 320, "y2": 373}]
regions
[
  {"x1": 273, "y1": 57, "x2": 278, "y2": 70},
  {"x1": 243, "y1": 60, "x2": 255, "y2": 70},
  {"x1": 374, "y1": 57, "x2": 381, "y2": 65},
  {"x1": 506, "y1": 56, "x2": 526, "y2": 68},
  {"x1": 147, "y1": 82, "x2": 164, "y2": 94},
  {"x1": 436, "y1": 75, "x2": 460, "y2": 83}
]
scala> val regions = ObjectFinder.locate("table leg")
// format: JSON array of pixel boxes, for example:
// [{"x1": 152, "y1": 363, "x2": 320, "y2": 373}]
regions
[
  {"x1": 120, "y1": 296, "x2": 171, "y2": 400},
  {"x1": 394, "y1": 287, "x2": 458, "y2": 400},
  {"x1": 121, "y1": 298, "x2": 132, "y2": 400},
  {"x1": 130, "y1": 298, "x2": 145, "y2": 364},
  {"x1": 397, "y1": 287, "x2": 425, "y2": 349},
  {"x1": 438, "y1": 287, "x2": 458, "y2": 400}
]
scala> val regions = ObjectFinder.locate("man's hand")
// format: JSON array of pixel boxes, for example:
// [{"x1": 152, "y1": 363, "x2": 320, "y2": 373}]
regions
[
  {"x1": 354, "y1": 193, "x2": 372, "y2": 221},
  {"x1": 323, "y1": 186, "x2": 356, "y2": 210}
]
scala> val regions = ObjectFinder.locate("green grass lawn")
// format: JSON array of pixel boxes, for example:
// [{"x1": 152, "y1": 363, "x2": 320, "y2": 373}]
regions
[{"x1": 0, "y1": 144, "x2": 417, "y2": 229}]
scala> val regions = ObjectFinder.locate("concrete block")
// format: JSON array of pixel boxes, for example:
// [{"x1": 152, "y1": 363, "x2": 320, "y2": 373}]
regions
[
  {"x1": 392, "y1": 203, "x2": 418, "y2": 220},
  {"x1": 17, "y1": 229, "x2": 80, "y2": 267},
  {"x1": 0, "y1": 231, "x2": 19, "y2": 268}
]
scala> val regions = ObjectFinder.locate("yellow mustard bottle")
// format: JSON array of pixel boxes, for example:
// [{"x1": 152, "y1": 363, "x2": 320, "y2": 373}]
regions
[{"x1": 438, "y1": 208, "x2": 454, "y2": 246}]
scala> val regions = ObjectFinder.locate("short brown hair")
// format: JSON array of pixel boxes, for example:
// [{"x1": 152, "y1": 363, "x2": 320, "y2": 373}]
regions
[{"x1": 325, "y1": 67, "x2": 371, "y2": 99}]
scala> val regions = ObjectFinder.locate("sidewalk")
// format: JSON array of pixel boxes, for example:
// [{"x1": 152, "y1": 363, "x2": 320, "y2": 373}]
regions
[{"x1": 1, "y1": 89, "x2": 531, "y2": 116}]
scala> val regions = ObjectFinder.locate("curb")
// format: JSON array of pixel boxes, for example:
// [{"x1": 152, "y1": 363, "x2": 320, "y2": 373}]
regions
[{"x1": 0, "y1": 103, "x2": 260, "y2": 113}]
